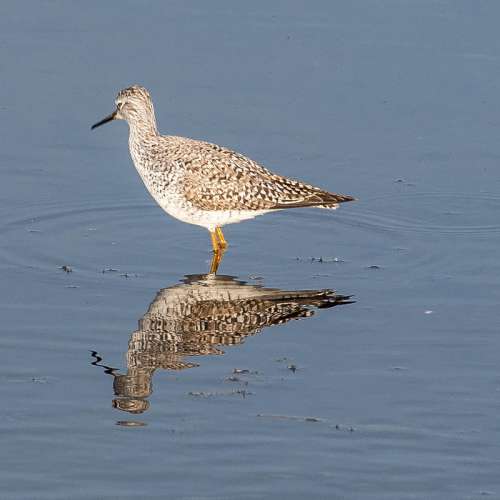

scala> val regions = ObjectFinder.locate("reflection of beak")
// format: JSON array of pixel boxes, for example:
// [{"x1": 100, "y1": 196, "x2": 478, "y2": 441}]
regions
[{"x1": 91, "y1": 109, "x2": 117, "y2": 130}]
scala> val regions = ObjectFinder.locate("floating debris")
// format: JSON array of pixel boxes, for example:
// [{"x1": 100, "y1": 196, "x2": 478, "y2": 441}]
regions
[
  {"x1": 257, "y1": 414, "x2": 322, "y2": 423},
  {"x1": 424, "y1": 310, "x2": 433, "y2": 315},
  {"x1": 102, "y1": 268, "x2": 119, "y2": 273},
  {"x1": 394, "y1": 178, "x2": 416, "y2": 187},
  {"x1": 115, "y1": 421, "x2": 147, "y2": 427},
  {"x1": 236, "y1": 389, "x2": 251, "y2": 398},
  {"x1": 120, "y1": 273, "x2": 139, "y2": 279},
  {"x1": 287, "y1": 364, "x2": 297, "y2": 373},
  {"x1": 257, "y1": 415, "x2": 354, "y2": 431},
  {"x1": 233, "y1": 368, "x2": 250, "y2": 374},
  {"x1": 367, "y1": 265, "x2": 380, "y2": 270},
  {"x1": 31, "y1": 377, "x2": 48, "y2": 384},
  {"x1": 311, "y1": 256, "x2": 343, "y2": 264},
  {"x1": 188, "y1": 389, "x2": 253, "y2": 398},
  {"x1": 60, "y1": 265, "x2": 72, "y2": 273},
  {"x1": 296, "y1": 256, "x2": 344, "y2": 264}
]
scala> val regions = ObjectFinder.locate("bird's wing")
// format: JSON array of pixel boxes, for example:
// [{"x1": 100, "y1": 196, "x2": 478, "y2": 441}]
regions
[{"x1": 174, "y1": 138, "x2": 353, "y2": 211}]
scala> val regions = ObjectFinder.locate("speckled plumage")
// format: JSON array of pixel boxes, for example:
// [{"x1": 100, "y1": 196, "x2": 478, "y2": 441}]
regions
[{"x1": 94, "y1": 85, "x2": 355, "y2": 233}]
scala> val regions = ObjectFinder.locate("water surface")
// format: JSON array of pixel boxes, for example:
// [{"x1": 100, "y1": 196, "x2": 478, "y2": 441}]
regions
[{"x1": 1, "y1": 1, "x2": 500, "y2": 499}]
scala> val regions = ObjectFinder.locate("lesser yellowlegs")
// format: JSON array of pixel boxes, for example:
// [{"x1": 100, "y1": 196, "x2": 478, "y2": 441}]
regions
[{"x1": 92, "y1": 86, "x2": 355, "y2": 272}]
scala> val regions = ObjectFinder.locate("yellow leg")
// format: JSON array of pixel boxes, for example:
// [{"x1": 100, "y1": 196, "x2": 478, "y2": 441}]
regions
[
  {"x1": 215, "y1": 227, "x2": 228, "y2": 249},
  {"x1": 210, "y1": 230, "x2": 219, "y2": 252},
  {"x1": 209, "y1": 230, "x2": 226, "y2": 274},
  {"x1": 209, "y1": 250, "x2": 222, "y2": 274}
]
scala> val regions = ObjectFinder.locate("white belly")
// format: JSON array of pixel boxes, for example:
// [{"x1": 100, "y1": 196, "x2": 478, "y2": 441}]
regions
[
  {"x1": 159, "y1": 195, "x2": 271, "y2": 232},
  {"x1": 133, "y1": 161, "x2": 270, "y2": 231}
]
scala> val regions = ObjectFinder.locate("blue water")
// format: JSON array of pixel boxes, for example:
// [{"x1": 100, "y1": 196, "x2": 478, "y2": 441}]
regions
[{"x1": 1, "y1": 1, "x2": 500, "y2": 499}]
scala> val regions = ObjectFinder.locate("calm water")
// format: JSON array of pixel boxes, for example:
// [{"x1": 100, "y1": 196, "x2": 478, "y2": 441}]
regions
[{"x1": 1, "y1": 1, "x2": 500, "y2": 499}]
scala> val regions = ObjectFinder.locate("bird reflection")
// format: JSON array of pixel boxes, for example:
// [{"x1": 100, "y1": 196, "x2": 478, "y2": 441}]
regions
[{"x1": 91, "y1": 274, "x2": 353, "y2": 415}]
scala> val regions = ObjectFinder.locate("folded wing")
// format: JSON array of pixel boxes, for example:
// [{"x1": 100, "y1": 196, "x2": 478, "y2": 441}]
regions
[{"x1": 173, "y1": 138, "x2": 354, "y2": 211}]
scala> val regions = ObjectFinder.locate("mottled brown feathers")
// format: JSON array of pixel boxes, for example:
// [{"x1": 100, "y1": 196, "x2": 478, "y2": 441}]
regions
[{"x1": 161, "y1": 137, "x2": 354, "y2": 211}]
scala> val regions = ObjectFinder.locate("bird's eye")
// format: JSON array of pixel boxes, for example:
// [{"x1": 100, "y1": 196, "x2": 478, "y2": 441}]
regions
[{"x1": 116, "y1": 102, "x2": 123, "y2": 109}]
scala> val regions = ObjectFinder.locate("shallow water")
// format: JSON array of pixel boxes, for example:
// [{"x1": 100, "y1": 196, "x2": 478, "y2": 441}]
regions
[{"x1": 1, "y1": 1, "x2": 500, "y2": 499}]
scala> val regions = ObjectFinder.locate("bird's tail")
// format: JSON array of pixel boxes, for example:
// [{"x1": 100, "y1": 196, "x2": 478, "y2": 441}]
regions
[
  {"x1": 316, "y1": 191, "x2": 356, "y2": 210},
  {"x1": 273, "y1": 190, "x2": 356, "y2": 210}
]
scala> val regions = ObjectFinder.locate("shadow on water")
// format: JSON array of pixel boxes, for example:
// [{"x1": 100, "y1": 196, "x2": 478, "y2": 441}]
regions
[{"x1": 91, "y1": 273, "x2": 354, "y2": 424}]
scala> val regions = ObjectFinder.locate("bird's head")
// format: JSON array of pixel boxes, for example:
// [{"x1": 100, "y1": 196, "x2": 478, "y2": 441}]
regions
[{"x1": 91, "y1": 85, "x2": 156, "y2": 131}]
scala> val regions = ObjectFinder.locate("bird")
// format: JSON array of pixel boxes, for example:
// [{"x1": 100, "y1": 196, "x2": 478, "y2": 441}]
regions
[
  {"x1": 91, "y1": 273, "x2": 353, "y2": 414},
  {"x1": 91, "y1": 85, "x2": 355, "y2": 273}
]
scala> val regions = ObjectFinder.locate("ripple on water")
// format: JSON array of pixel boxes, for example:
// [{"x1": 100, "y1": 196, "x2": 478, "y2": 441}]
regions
[
  {"x1": 292, "y1": 190, "x2": 499, "y2": 279},
  {"x1": 337, "y1": 191, "x2": 500, "y2": 236},
  {"x1": 0, "y1": 199, "x2": 164, "y2": 276}
]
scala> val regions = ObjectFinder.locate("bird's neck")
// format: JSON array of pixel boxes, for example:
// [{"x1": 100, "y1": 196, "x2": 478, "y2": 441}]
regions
[
  {"x1": 128, "y1": 117, "x2": 161, "y2": 170},
  {"x1": 127, "y1": 115, "x2": 159, "y2": 144}
]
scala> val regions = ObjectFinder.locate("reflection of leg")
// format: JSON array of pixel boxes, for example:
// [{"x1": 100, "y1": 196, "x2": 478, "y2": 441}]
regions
[{"x1": 215, "y1": 227, "x2": 228, "y2": 249}]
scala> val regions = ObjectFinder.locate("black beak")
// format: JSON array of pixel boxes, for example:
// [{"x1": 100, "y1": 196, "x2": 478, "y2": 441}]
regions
[{"x1": 91, "y1": 110, "x2": 117, "y2": 130}]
